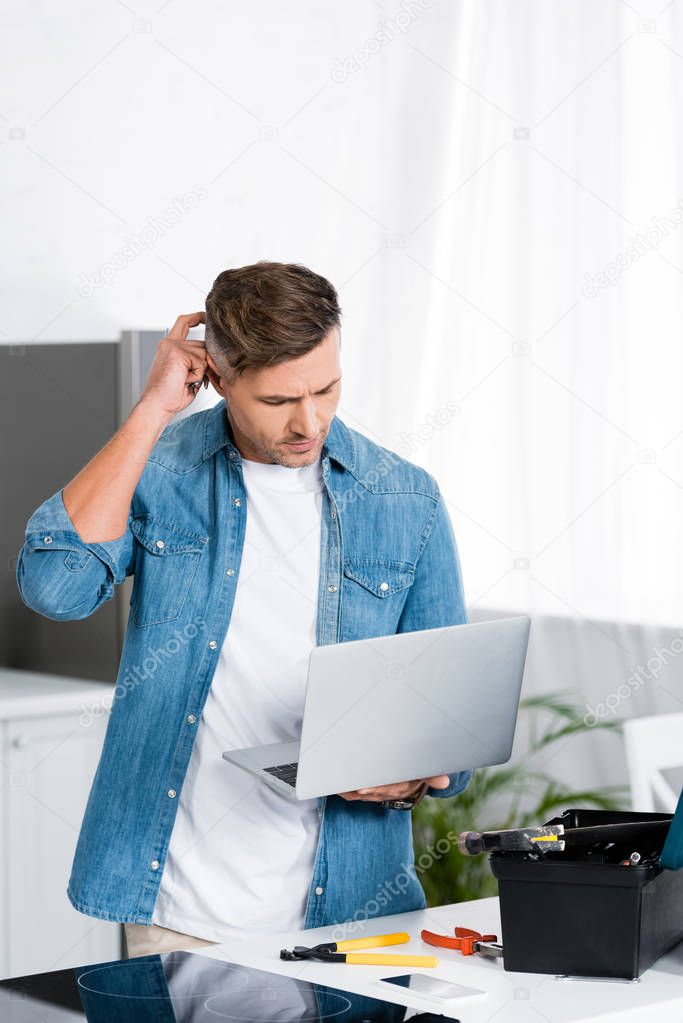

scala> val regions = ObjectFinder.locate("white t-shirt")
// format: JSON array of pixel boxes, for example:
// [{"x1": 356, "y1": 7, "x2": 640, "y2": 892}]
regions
[{"x1": 152, "y1": 454, "x2": 324, "y2": 942}]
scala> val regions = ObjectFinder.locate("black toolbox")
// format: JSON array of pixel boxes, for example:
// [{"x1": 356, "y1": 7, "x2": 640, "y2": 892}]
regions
[{"x1": 489, "y1": 808, "x2": 683, "y2": 979}]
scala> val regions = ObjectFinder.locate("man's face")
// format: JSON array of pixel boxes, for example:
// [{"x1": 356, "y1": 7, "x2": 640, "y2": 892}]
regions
[{"x1": 206, "y1": 326, "x2": 342, "y2": 467}]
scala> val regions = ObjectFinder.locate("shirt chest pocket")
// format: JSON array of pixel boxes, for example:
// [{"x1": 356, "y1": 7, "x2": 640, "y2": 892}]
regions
[
  {"x1": 341, "y1": 558, "x2": 416, "y2": 638},
  {"x1": 130, "y1": 515, "x2": 208, "y2": 628}
]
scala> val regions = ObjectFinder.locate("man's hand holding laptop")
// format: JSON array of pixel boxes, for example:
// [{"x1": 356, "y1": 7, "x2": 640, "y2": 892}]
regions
[
  {"x1": 223, "y1": 617, "x2": 531, "y2": 804},
  {"x1": 338, "y1": 775, "x2": 450, "y2": 802}
]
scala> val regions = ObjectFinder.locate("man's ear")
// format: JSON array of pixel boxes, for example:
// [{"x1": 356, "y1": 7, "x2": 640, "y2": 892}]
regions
[{"x1": 205, "y1": 352, "x2": 225, "y2": 395}]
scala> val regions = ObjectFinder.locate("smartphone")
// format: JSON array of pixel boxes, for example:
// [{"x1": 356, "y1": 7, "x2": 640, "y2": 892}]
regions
[{"x1": 380, "y1": 973, "x2": 487, "y2": 1003}]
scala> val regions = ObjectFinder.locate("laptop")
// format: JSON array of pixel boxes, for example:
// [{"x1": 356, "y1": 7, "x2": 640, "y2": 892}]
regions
[{"x1": 222, "y1": 615, "x2": 531, "y2": 801}]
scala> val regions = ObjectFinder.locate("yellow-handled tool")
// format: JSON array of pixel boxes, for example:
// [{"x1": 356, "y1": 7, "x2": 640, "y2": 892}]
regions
[
  {"x1": 344, "y1": 953, "x2": 439, "y2": 967},
  {"x1": 280, "y1": 930, "x2": 439, "y2": 967},
  {"x1": 335, "y1": 932, "x2": 409, "y2": 952}
]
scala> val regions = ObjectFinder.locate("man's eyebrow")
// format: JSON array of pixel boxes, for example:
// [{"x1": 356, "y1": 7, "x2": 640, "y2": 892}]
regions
[{"x1": 258, "y1": 376, "x2": 342, "y2": 401}]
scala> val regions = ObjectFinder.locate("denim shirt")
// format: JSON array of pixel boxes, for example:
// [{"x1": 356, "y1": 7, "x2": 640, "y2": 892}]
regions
[{"x1": 16, "y1": 399, "x2": 471, "y2": 931}]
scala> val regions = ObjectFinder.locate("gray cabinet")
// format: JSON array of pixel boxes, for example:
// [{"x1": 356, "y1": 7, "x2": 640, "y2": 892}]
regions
[
  {"x1": 1, "y1": 328, "x2": 212, "y2": 680},
  {"x1": 0, "y1": 341, "x2": 122, "y2": 681}
]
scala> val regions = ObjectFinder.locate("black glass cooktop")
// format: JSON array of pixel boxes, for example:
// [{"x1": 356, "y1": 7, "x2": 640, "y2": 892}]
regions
[{"x1": 0, "y1": 950, "x2": 459, "y2": 1022}]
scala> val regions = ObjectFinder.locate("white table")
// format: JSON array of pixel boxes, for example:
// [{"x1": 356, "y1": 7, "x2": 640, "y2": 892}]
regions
[{"x1": 192, "y1": 897, "x2": 683, "y2": 1023}]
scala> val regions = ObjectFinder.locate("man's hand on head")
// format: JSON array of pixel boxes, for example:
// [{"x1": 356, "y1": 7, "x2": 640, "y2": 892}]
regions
[
  {"x1": 337, "y1": 775, "x2": 450, "y2": 803},
  {"x1": 140, "y1": 312, "x2": 210, "y2": 418}
]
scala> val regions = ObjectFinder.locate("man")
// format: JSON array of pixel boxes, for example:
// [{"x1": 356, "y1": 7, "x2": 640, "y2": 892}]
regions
[{"x1": 16, "y1": 261, "x2": 472, "y2": 959}]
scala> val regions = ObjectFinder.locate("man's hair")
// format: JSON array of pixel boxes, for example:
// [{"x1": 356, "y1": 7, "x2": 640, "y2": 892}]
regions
[{"x1": 205, "y1": 261, "x2": 342, "y2": 377}]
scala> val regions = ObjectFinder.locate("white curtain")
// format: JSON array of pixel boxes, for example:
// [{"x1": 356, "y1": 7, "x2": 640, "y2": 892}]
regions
[{"x1": 351, "y1": 0, "x2": 683, "y2": 632}]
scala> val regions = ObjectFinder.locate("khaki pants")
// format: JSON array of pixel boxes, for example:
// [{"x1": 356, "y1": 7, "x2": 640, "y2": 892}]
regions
[{"x1": 123, "y1": 921, "x2": 219, "y2": 958}]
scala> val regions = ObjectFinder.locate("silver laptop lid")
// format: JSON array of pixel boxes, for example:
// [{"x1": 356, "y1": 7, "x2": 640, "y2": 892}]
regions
[{"x1": 295, "y1": 616, "x2": 531, "y2": 799}]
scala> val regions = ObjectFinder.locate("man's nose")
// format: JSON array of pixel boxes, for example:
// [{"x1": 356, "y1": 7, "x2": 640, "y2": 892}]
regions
[{"x1": 289, "y1": 401, "x2": 319, "y2": 439}]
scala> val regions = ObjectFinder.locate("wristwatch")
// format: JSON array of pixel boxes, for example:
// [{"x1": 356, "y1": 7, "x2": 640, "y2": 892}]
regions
[{"x1": 381, "y1": 781, "x2": 429, "y2": 811}]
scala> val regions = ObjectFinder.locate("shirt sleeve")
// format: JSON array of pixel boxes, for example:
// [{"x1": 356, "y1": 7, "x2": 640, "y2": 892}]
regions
[
  {"x1": 397, "y1": 483, "x2": 473, "y2": 800},
  {"x1": 16, "y1": 487, "x2": 135, "y2": 621}
]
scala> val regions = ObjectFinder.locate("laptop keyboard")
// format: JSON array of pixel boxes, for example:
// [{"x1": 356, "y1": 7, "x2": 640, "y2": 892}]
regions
[{"x1": 264, "y1": 762, "x2": 299, "y2": 787}]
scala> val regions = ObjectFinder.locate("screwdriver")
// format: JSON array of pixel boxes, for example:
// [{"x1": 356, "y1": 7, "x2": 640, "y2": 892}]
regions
[{"x1": 458, "y1": 819, "x2": 671, "y2": 856}]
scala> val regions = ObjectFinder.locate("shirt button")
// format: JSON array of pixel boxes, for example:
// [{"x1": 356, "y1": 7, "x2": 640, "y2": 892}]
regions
[
  {"x1": 167, "y1": 789, "x2": 176, "y2": 798},
  {"x1": 208, "y1": 640, "x2": 218, "y2": 649},
  {"x1": 226, "y1": 568, "x2": 235, "y2": 576},
  {"x1": 379, "y1": 581, "x2": 389, "y2": 592},
  {"x1": 328, "y1": 584, "x2": 337, "y2": 592},
  {"x1": 233, "y1": 498, "x2": 242, "y2": 507},
  {"x1": 187, "y1": 714, "x2": 196, "y2": 724},
  {"x1": 229, "y1": 451, "x2": 237, "y2": 459},
  {"x1": 150, "y1": 860, "x2": 160, "y2": 870},
  {"x1": 331, "y1": 510, "x2": 337, "y2": 519},
  {"x1": 155, "y1": 539, "x2": 165, "y2": 549},
  {"x1": 43, "y1": 535, "x2": 53, "y2": 544},
  {"x1": 315, "y1": 886, "x2": 324, "y2": 895}
]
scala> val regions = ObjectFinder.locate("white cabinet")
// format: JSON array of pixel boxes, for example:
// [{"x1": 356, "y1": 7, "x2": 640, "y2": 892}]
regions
[{"x1": 0, "y1": 669, "x2": 121, "y2": 979}]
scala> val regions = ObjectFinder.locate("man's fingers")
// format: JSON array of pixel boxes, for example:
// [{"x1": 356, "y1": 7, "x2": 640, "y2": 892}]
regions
[
  {"x1": 337, "y1": 790, "x2": 386, "y2": 802},
  {"x1": 357, "y1": 787, "x2": 403, "y2": 799},
  {"x1": 185, "y1": 350, "x2": 208, "y2": 387},
  {"x1": 424, "y1": 775, "x2": 450, "y2": 789},
  {"x1": 338, "y1": 782, "x2": 420, "y2": 801},
  {"x1": 167, "y1": 312, "x2": 206, "y2": 341},
  {"x1": 337, "y1": 776, "x2": 448, "y2": 802}
]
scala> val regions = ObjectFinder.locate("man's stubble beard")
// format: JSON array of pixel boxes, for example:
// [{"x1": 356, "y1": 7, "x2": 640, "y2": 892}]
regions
[{"x1": 269, "y1": 434, "x2": 326, "y2": 468}]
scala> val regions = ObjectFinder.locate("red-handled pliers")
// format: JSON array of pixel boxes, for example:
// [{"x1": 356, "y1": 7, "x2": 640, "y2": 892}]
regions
[{"x1": 421, "y1": 926, "x2": 503, "y2": 959}]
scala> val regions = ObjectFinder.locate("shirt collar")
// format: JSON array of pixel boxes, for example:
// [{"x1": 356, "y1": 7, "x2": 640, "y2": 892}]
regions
[{"x1": 203, "y1": 398, "x2": 356, "y2": 473}]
